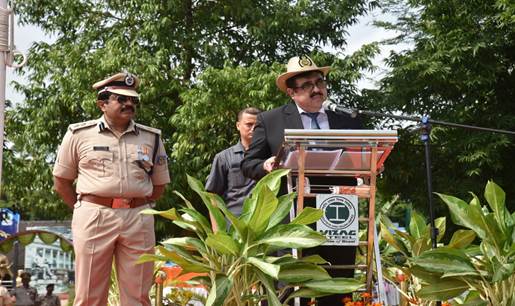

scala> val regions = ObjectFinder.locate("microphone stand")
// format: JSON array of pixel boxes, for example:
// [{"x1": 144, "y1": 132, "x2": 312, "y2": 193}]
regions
[
  {"x1": 355, "y1": 109, "x2": 515, "y2": 243},
  {"x1": 351, "y1": 109, "x2": 515, "y2": 306}
]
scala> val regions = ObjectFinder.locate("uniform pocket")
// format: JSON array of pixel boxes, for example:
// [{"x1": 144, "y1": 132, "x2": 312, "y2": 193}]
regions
[
  {"x1": 83, "y1": 151, "x2": 114, "y2": 177},
  {"x1": 128, "y1": 153, "x2": 150, "y2": 181},
  {"x1": 72, "y1": 204, "x2": 102, "y2": 252}
]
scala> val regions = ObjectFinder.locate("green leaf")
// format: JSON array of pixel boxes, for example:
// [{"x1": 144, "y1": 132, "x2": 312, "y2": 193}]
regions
[
  {"x1": 278, "y1": 262, "x2": 330, "y2": 283},
  {"x1": 303, "y1": 278, "x2": 364, "y2": 294},
  {"x1": 461, "y1": 290, "x2": 489, "y2": 306},
  {"x1": 411, "y1": 247, "x2": 477, "y2": 275},
  {"x1": 155, "y1": 246, "x2": 210, "y2": 273},
  {"x1": 448, "y1": 230, "x2": 476, "y2": 248},
  {"x1": 161, "y1": 237, "x2": 206, "y2": 253},
  {"x1": 257, "y1": 224, "x2": 326, "y2": 249},
  {"x1": 206, "y1": 232, "x2": 240, "y2": 256},
  {"x1": 173, "y1": 220, "x2": 199, "y2": 232},
  {"x1": 187, "y1": 174, "x2": 227, "y2": 232},
  {"x1": 255, "y1": 271, "x2": 282, "y2": 306},
  {"x1": 411, "y1": 237, "x2": 432, "y2": 257},
  {"x1": 285, "y1": 288, "x2": 329, "y2": 301},
  {"x1": 291, "y1": 207, "x2": 323, "y2": 225},
  {"x1": 205, "y1": 192, "x2": 247, "y2": 238},
  {"x1": 252, "y1": 168, "x2": 289, "y2": 196},
  {"x1": 435, "y1": 216, "x2": 446, "y2": 242},
  {"x1": 380, "y1": 222, "x2": 409, "y2": 256},
  {"x1": 180, "y1": 207, "x2": 212, "y2": 235},
  {"x1": 248, "y1": 185, "x2": 278, "y2": 235},
  {"x1": 484, "y1": 180, "x2": 510, "y2": 235},
  {"x1": 136, "y1": 253, "x2": 170, "y2": 264},
  {"x1": 298, "y1": 255, "x2": 328, "y2": 265},
  {"x1": 205, "y1": 274, "x2": 232, "y2": 306},
  {"x1": 140, "y1": 208, "x2": 179, "y2": 221},
  {"x1": 409, "y1": 211, "x2": 427, "y2": 239},
  {"x1": 409, "y1": 266, "x2": 445, "y2": 284},
  {"x1": 417, "y1": 279, "x2": 469, "y2": 300},
  {"x1": 491, "y1": 257, "x2": 515, "y2": 282},
  {"x1": 437, "y1": 193, "x2": 478, "y2": 231},
  {"x1": 267, "y1": 192, "x2": 295, "y2": 229},
  {"x1": 247, "y1": 257, "x2": 280, "y2": 279},
  {"x1": 469, "y1": 198, "x2": 505, "y2": 250},
  {"x1": 240, "y1": 196, "x2": 257, "y2": 224},
  {"x1": 173, "y1": 190, "x2": 195, "y2": 210}
]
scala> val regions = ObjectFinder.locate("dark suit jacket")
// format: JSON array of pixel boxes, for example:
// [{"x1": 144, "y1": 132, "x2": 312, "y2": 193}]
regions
[{"x1": 241, "y1": 102, "x2": 362, "y2": 180}]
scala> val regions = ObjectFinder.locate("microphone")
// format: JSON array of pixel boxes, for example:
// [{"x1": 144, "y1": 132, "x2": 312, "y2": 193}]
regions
[{"x1": 322, "y1": 99, "x2": 358, "y2": 118}]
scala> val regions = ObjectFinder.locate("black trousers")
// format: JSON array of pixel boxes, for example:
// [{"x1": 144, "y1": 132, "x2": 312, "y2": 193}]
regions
[{"x1": 284, "y1": 176, "x2": 358, "y2": 305}]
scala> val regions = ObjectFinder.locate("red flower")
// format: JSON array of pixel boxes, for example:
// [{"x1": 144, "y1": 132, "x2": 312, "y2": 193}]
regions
[
  {"x1": 342, "y1": 297, "x2": 352, "y2": 303},
  {"x1": 396, "y1": 272, "x2": 406, "y2": 282}
]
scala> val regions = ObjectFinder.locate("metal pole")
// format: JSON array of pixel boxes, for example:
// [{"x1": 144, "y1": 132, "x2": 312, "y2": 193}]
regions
[
  {"x1": 0, "y1": 0, "x2": 8, "y2": 197},
  {"x1": 420, "y1": 116, "x2": 441, "y2": 306}
]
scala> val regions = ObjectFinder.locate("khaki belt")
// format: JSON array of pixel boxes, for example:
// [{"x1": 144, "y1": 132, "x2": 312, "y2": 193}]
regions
[{"x1": 81, "y1": 194, "x2": 149, "y2": 209}]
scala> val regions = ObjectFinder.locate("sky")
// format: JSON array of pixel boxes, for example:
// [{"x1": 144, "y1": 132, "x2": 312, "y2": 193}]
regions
[{"x1": 5, "y1": 9, "x2": 405, "y2": 105}]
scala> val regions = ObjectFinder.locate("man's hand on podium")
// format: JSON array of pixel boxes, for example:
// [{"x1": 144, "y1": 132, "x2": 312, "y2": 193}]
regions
[{"x1": 263, "y1": 156, "x2": 277, "y2": 172}]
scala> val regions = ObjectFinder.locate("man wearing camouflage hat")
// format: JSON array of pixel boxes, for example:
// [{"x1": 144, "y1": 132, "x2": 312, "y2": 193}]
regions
[{"x1": 53, "y1": 72, "x2": 170, "y2": 306}]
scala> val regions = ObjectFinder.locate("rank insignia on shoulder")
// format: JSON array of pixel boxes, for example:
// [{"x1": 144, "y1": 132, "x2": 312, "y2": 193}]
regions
[
  {"x1": 156, "y1": 155, "x2": 168, "y2": 165},
  {"x1": 68, "y1": 120, "x2": 98, "y2": 133}
]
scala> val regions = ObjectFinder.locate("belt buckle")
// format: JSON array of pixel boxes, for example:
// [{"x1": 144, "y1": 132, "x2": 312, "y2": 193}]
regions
[{"x1": 112, "y1": 198, "x2": 132, "y2": 209}]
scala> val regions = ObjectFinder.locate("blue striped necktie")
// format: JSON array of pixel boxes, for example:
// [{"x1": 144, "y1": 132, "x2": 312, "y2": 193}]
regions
[{"x1": 302, "y1": 112, "x2": 321, "y2": 129}]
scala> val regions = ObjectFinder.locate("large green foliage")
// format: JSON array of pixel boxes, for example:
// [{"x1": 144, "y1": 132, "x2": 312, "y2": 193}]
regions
[
  {"x1": 383, "y1": 181, "x2": 514, "y2": 305},
  {"x1": 139, "y1": 169, "x2": 364, "y2": 305},
  {"x1": 368, "y1": 0, "x2": 515, "y2": 214},
  {"x1": 416, "y1": 181, "x2": 514, "y2": 305},
  {"x1": 4, "y1": 0, "x2": 378, "y2": 227}
]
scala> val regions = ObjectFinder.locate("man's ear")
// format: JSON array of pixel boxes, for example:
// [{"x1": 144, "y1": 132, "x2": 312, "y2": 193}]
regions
[
  {"x1": 96, "y1": 100, "x2": 106, "y2": 111},
  {"x1": 286, "y1": 88, "x2": 294, "y2": 98}
]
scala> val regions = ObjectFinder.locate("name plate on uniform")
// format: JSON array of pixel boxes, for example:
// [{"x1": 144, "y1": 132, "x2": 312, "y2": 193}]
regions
[{"x1": 316, "y1": 194, "x2": 359, "y2": 246}]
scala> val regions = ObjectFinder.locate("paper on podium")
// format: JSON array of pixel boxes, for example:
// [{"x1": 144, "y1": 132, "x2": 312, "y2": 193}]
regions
[
  {"x1": 333, "y1": 149, "x2": 384, "y2": 170},
  {"x1": 282, "y1": 149, "x2": 342, "y2": 170}
]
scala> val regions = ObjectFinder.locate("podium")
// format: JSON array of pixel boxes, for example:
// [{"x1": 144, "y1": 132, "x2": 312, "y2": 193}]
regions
[{"x1": 281, "y1": 129, "x2": 398, "y2": 295}]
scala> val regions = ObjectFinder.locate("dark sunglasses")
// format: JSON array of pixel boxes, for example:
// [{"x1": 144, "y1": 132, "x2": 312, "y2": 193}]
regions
[
  {"x1": 111, "y1": 94, "x2": 139, "y2": 105},
  {"x1": 294, "y1": 78, "x2": 327, "y2": 92}
]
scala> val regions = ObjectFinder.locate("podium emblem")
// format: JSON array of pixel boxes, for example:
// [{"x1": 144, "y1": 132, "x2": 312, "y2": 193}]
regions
[{"x1": 316, "y1": 194, "x2": 359, "y2": 246}]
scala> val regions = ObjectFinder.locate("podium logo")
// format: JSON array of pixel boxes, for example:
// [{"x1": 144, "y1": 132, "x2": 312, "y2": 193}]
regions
[{"x1": 319, "y1": 195, "x2": 357, "y2": 229}]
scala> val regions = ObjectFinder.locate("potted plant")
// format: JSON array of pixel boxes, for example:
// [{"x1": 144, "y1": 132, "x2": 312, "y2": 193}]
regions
[
  {"x1": 139, "y1": 169, "x2": 363, "y2": 306},
  {"x1": 381, "y1": 181, "x2": 514, "y2": 306}
]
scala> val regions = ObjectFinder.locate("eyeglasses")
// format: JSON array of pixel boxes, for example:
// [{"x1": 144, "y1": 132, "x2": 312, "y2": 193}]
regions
[
  {"x1": 111, "y1": 94, "x2": 139, "y2": 105},
  {"x1": 293, "y1": 79, "x2": 327, "y2": 92}
]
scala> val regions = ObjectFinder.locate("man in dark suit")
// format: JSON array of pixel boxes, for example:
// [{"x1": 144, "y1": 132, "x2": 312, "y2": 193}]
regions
[{"x1": 241, "y1": 55, "x2": 362, "y2": 304}]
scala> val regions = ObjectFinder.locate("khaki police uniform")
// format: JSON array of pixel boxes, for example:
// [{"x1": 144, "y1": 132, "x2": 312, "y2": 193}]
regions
[{"x1": 52, "y1": 73, "x2": 170, "y2": 306}]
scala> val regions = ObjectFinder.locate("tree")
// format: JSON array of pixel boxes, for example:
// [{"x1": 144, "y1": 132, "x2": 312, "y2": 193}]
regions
[
  {"x1": 5, "y1": 0, "x2": 379, "y2": 233},
  {"x1": 365, "y1": 0, "x2": 515, "y2": 218}
]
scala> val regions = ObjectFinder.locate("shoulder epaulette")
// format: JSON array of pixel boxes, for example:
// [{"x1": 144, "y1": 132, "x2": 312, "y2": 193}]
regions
[
  {"x1": 135, "y1": 123, "x2": 161, "y2": 135},
  {"x1": 68, "y1": 120, "x2": 99, "y2": 133}
]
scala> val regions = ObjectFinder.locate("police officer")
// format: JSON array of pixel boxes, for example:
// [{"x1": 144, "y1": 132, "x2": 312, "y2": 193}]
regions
[{"x1": 52, "y1": 72, "x2": 170, "y2": 306}]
